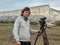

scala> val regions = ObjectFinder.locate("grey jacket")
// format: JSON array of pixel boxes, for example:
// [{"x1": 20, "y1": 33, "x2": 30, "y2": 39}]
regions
[{"x1": 13, "y1": 16, "x2": 38, "y2": 42}]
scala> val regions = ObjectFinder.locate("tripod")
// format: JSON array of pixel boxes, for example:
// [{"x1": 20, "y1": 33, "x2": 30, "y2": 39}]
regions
[{"x1": 34, "y1": 17, "x2": 49, "y2": 45}]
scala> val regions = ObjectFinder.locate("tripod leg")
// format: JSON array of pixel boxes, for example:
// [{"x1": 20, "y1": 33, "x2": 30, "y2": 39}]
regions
[
  {"x1": 42, "y1": 31, "x2": 49, "y2": 45},
  {"x1": 34, "y1": 32, "x2": 42, "y2": 45}
]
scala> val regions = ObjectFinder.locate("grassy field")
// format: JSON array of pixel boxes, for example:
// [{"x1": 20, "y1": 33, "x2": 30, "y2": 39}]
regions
[{"x1": 0, "y1": 23, "x2": 60, "y2": 45}]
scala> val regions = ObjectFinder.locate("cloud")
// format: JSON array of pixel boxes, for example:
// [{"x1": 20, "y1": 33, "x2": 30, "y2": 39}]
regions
[
  {"x1": 48, "y1": 0, "x2": 60, "y2": 10},
  {"x1": 0, "y1": 0, "x2": 60, "y2": 11}
]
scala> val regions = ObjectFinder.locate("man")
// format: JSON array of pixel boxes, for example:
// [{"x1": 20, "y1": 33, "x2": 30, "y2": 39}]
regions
[{"x1": 13, "y1": 7, "x2": 41, "y2": 45}]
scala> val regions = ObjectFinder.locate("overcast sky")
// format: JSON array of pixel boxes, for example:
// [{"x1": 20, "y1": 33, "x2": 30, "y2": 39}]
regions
[{"x1": 0, "y1": 0, "x2": 60, "y2": 11}]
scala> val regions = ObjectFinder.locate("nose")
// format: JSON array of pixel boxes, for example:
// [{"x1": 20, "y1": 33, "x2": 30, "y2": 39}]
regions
[{"x1": 26, "y1": 13, "x2": 29, "y2": 15}]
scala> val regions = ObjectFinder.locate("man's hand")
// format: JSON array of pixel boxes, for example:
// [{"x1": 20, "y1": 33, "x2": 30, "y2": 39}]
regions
[
  {"x1": 16, "y1": 41, "x2": 21, "y2": 45},
  {"x1": 38, "y1": 28, "x2": 42, "y2": 33}
]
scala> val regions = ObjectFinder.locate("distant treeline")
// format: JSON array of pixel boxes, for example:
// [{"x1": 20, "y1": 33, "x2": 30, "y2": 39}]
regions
[{"x1": 0, "y1": 15, "x2": 60, "y2": 26}]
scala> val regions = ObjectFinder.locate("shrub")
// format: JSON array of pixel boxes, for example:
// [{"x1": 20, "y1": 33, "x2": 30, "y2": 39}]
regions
[
  {"x1": 54, "y1": 21, "x2": 60, "y2": 26},
  {"x1": 30, "y1": 22, "x2": 38, "y2": 25}
]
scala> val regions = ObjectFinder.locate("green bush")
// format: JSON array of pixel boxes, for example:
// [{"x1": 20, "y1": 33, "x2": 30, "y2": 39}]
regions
[
  {"x1": 30, "y1": 22, "x2": 38, "y2": 25},
  {"x1": 0, "y1": 21, "x2": 14, "y2": 23},
  {"x1": 54, "y1": 21, "x2": 60, "y2": 26}
]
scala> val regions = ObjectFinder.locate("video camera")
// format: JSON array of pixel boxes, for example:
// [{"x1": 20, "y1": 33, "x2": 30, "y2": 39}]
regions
[{"x1": 39, "y1": 17, "x2": 46, "y2": 30}]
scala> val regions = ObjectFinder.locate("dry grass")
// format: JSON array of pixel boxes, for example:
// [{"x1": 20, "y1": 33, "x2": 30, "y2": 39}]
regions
[{"x1": 0, "y1": 23, "x2": 60, "y2": 45}]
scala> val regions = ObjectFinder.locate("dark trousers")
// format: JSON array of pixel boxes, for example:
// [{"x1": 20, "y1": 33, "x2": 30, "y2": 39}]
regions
[{"x1": 20, "y1": 41, "x2": 31, "y2": 45}]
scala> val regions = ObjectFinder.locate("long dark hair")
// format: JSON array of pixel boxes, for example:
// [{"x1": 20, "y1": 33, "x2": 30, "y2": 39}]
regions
[{"x1": 21, "y1": 7, "x2": 31, "y2": 16}]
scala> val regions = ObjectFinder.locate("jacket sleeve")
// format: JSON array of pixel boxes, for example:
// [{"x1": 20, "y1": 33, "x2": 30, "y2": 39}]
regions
[
  {"x1": 29, "y1": 28, "x2": 38, "y2": 35},
  {"x1": 13, "y1": 17, "x2": 20, "y2": 42}
]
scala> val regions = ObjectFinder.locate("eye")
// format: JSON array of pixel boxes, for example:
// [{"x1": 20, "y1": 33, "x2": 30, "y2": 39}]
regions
[{"x1": 25, "y1": 11, "x2": 30, "y2": 14}]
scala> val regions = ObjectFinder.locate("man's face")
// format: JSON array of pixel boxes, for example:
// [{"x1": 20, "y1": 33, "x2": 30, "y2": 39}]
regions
[{"x1": 23, "y1": 10, "x2": 30, "y2": 17}]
